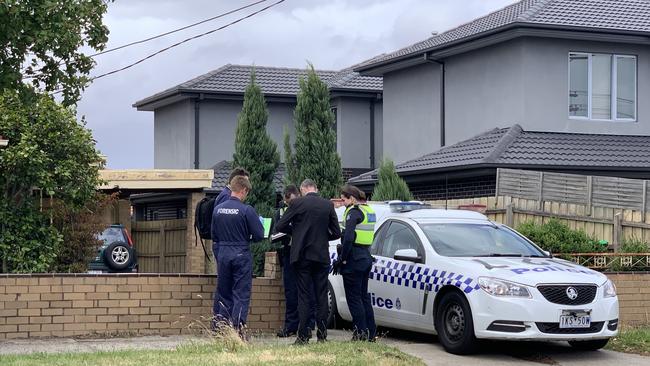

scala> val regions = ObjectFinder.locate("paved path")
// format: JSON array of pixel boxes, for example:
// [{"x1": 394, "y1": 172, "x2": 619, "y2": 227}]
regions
[{"x1": 0, "y1": 329, "x2": 647, "y2": 366}]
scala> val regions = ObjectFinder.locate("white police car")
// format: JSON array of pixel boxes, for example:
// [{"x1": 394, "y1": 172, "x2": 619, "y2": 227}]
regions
[{"x1": 328, "y1": 202, "x2": 619, "y2": 355}]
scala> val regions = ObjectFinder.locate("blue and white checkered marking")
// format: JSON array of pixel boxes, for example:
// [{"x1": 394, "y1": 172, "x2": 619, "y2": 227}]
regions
[{"x1": 330, "y1": 253, "x2": 481, "y2": 294}]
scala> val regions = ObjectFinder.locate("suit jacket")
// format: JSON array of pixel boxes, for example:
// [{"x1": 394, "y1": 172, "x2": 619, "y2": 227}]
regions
[{"x1": 275, "y1": 192, "x2": 341, "y2": 265}]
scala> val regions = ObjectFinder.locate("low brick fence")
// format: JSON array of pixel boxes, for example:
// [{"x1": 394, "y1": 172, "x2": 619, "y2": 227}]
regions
[
  {"x1": 0, "y1": 267, "x2": 647, "y2": 340},
  {"x1": 606, "y1": 272, "x2": 650, "y2": 326},
  {"x1": 0, "y1": 274, "x2": 284, "y2": 340}
]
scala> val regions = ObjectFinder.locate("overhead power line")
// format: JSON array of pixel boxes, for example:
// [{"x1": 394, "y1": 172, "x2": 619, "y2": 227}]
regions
[
  {"x1": 89, "y1": 0, "x2": 269, "y2": 58},
  {"x1": 50, "y1": 0, "x2": 285, "y2": 95},
  {"x1": 90, "y1": 0, "x2": 285, "y2": 82},
  {"x1": 24, "y1": 0, "x2": 271, "y2": 79}
]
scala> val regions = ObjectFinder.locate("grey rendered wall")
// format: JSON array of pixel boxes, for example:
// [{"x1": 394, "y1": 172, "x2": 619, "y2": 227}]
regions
[
  {"x1": 521, "y1": 37, "x2": 650, "y2": 135},
  {"x1": 337, "y1": 98, "x2": 373, "y2": 169},
  {"x1": 444, "y1": 38, "x2": 526, "y2": 146},
  {"x1": 197, "y1": 100, "x2": 295, "y2": 169},
  {"x1": 154, "y1": 100, "x2": 194, "y2": 169},
  {"x1": 382, "y1": 63, "x2": 441, "y2": 164}
]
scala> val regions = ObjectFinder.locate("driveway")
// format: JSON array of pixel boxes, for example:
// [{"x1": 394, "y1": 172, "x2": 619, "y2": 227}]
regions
[{"x1": 0, "y1": 329, "x2": 646, "y2": 366}]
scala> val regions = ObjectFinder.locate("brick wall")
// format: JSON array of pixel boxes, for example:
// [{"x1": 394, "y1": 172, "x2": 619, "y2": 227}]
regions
[
  {"x1": 607, "y1": 272, "x2": 650, "y2": 326},
  {"x1": 410, "y1": 175, "x2": 497, "y2": 201},
  {"x1": 0, "y1": 274, "x2": 284, "y2": 340}
]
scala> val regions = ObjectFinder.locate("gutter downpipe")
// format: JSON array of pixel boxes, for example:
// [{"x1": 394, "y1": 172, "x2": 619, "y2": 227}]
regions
[
  {"x1": 193, "y1": 95, "x2": 203, "y2": 169},
  {"x1": 370, "y1": 98, "x2": 376, "y2": 168},
  {"x1": 424, "y1": 54, "x2": 445, "y2": 147}
]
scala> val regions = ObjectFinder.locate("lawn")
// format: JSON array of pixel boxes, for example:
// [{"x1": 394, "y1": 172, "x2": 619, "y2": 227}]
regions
[
  {"x1": 0, "y1": 340, "x2": 423, "y2": 366},
  {"x1": 606, "y1": 326, "x2": 650, "y2": 356}
]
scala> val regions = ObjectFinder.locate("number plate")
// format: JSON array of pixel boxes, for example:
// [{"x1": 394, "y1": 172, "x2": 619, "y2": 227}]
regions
[{"x1": 559, "y1": 310, "x2": 591, "y2": 328}]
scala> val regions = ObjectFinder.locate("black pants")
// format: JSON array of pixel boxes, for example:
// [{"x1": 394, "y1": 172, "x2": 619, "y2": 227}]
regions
[
  {"x1": 342, "y1": 264, "x2": 376, "y2": 340},
  {"x1": 293, "y1": 259, "x2": 329, "y2": 341}
]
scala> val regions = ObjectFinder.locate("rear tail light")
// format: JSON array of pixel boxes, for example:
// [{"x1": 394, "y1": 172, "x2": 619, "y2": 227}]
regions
[{"x1": 124, "y1": 229, "x2": 134, "y2": 247}]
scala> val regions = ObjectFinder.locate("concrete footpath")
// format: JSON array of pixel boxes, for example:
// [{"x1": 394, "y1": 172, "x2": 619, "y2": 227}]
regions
[{"x1": 0, "y1": 329, "x2": 648, "y2": 366}]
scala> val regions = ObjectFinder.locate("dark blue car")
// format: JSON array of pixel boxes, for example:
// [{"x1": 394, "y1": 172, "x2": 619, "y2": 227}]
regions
[{"x1": 88, "y1": 224, "x2": 138, "y2": 273}]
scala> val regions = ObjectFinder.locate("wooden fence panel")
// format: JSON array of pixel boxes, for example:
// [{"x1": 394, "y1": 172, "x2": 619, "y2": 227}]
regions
[
  {"x1": 132, "y1": 219, "x2": 187, "y2": 273},
  {"x1": 592, "y1": 176, "x2": 644, "y2": 210}
]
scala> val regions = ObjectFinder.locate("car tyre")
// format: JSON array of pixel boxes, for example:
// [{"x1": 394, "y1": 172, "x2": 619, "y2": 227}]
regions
[
  {"x1": 435, "y1": 291, "x2": 478, "y2": 355},
  {"x1": 568, "y1": 338, "x2": 609, "y2": 351},
  {"x1": 103, "y1": 241, "x2": 132, "y2": 271},
  {"x1": 327, "y1": 282, "x2": 342, "y2": 329}
]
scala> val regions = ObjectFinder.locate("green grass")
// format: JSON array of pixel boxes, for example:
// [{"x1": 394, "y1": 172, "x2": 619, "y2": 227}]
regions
[
  {"x1": 0, "y1": 340, "x2": 423, "y2": 366},
  {"x1": 606, "y1": 327, "x2": 650, "y2": 356}
]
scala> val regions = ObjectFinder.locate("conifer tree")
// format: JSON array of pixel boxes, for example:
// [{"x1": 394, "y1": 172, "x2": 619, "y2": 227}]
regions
[
  {"x1": 283, "y1": 125, "x2": 299, "y2": 186},
  {"x1": 233, "y1": 71, "x2": 280, "y2": 217},
  {"x1": 293, "y1": 65, "x2": 342, "y2": 198},
  {"x1": 372, "y1": 159, "x2": 414, "y2": 201}
]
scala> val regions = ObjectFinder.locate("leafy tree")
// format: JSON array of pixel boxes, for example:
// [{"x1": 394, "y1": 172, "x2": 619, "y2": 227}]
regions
[
  {"x1": 233, "y1": 71, "x2": 280, "y2": 217},
  {"x1": 293, "y1": 65, "x2": 342, "y2": 198},
  {"x1": 283, "y1": 125, "x2": 299, "y2": 186},
  {"x1": 0, "y1": 0, "x2": 112, "y2": 105},
  {"x1": 0, "y1": 90, "x2": 102, "y2": 272},
  {"x1": 371, "y1": 159, "x2": 413, "y2": 201}
]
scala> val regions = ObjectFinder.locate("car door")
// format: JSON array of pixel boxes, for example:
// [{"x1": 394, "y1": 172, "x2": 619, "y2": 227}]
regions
[{"x1": 370, "y1": 220, "x2": 425, "y2": 328}]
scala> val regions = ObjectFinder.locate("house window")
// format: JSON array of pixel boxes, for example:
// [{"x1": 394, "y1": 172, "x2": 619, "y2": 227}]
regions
[{"x1": 569, "y1": 52, "x2": 637, "y2": 121}]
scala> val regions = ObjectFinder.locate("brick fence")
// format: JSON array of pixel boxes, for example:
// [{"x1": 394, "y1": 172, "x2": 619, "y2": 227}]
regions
[
  {"x1": 0, "y1": 274, "x2": 284, "y2": 340},
  {"x1": 0, "y1": 268, "x2": 647, "y2": 340},
  {"x1": 605, "y1": 272, "x2": 650, "y2": 326}
]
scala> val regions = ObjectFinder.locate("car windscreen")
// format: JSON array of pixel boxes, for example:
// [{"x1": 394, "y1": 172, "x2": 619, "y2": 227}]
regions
[
  {"x1": 418, "y1": 223, "x2": 545, "y2": 257},
  {"x1": 98, "y1": 227, "x2": 124, "y2": 245}
]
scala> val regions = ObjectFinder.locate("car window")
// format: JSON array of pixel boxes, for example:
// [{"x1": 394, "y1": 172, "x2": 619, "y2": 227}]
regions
[
  {"x1": 370, "y1": 222, "x2": 388, "y2": 255},
  {"x1": 98, "y1": 228, "x2": 125, "y2": 245},
  {"x1": 380, "y1": 221, "x2": 421, "y2": 258},
  {"x1": 419, "y1": 223, "x2": 546, "y2": 257}
]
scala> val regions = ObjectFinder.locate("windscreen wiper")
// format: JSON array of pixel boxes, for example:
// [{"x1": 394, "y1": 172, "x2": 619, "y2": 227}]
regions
[{"x1": 475, "y1": 253, "x2": 524, "y2": 257}]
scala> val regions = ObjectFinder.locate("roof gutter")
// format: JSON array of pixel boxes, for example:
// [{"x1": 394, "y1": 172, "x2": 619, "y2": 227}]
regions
[{"x1": 356, "y1": 23, "x2": 650, "y2": 75}]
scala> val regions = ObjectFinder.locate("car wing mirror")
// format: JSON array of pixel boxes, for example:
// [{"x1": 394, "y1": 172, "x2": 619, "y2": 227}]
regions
[{"x1": 394, "y1": 248, "x2": 422, "y2": 263}]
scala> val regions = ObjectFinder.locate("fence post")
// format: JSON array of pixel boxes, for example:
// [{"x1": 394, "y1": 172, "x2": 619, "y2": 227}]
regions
[
  {"x1": 494, "y1": 168, "x2": 500, "y2": 208},
  {"x1": 538, "y1": 172, "x2": 544, "y2": 210},
  {"x1": 613, "y1": 213, "x2": 622, "y2": 253},
  {"x1": 586, "y1": 176, "x2": 593, "y2": 216},
  {"x1": 506, "y1": 204, "x2": 514, "y2": 227},
  {"x1": 159, "y1": 223, "x2": 166, "y2": 272},
  {"x1": 643, "y1": 181, "x2": 648, "y2": 220}
]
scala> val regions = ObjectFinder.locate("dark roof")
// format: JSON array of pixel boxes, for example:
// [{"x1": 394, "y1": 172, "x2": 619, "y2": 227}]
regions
[
  {"x1": 134, "y1": 65, "x2": 382, "y2": 109},
  {"x1": 211, "y1": 160, "x2": 371, "y2": 193},
  {"x1": 350, "y1": 124, "x2": 650, "y2": 184},
  {"x1": 357, "y1": 0, "x2": 650, "y2": 72}
]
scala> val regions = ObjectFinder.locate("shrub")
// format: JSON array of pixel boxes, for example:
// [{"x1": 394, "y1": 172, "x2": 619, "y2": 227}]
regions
[
  {"x1": 516, "y1": 218, "x2": 605, "y2": 254},
  {"x1": 251, "y1": 240, "x2": 275, "y2": 277},
  {"x1": 620, "y1": 237, "x2": 650, "y2": 253},
  {"x1": 371, "y1": 158, "x2": 413, "y2": 202}
]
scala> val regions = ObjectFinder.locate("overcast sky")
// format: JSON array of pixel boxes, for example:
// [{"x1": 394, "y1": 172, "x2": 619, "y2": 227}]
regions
[{"x1": 76, "y1": 0, "x2": 518, "y2": 169}]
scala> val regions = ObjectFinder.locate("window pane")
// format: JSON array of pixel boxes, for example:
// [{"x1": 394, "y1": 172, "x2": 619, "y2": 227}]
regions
[
  {"x1": 591, "y1": 54, "x2": 612, "y2": 119},
  {"x1": 380, "y1": 222, "x2": 419, "y2": 258},
  {"x1": 616, "y1": 57, "x2": 636, "y2": 119},
  {"x1": 569, "y1": 53, "x2": 588, "y2": 117}
]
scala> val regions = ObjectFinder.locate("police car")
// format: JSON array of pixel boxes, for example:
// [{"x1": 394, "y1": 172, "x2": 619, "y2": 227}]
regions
[{"x1": 327, "y1": 202, "x2": 619, "y2": 355}]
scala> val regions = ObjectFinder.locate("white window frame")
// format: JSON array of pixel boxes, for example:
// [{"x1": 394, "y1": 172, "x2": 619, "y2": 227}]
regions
[{"x1": 568, "y1": 52, "x2": 637, "y2": 122}]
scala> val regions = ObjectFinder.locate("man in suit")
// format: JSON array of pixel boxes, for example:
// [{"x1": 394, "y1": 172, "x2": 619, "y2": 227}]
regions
[{"x1": 275, "y1": 179, "x2": 341, "y2": 344}]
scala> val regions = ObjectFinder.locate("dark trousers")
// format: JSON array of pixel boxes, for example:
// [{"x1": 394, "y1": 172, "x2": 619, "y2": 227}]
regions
[
  {"x1": 281, "y1": 249, "x2": 315, "y2": 332},
  {"x1": 342, "y1": 263, "x2": 376, "y2": 340},
  {"x1": 293, "y1": 259, "x2": 329, "y2": 341},
  {"x1": 214, "y1": 245, "x2": 252, "y2": 330}
]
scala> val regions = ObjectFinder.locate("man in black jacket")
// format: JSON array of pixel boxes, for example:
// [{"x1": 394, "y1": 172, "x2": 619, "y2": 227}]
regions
[{"x1": 275, "y1": 179, "x2": 341, "y2": 344}]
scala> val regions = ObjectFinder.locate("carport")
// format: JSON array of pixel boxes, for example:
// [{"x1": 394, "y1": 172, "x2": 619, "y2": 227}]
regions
[{"x1": 98, "y1": 169, "x2": 214, "y2": 274}]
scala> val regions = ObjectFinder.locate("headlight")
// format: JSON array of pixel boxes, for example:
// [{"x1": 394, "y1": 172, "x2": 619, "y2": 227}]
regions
[
  {"x1": 603, "y1": 279, "x2": 617, "y2": 298},
  {"x1": 478, "y1": 277, "x2": 531, "y2": 298}
]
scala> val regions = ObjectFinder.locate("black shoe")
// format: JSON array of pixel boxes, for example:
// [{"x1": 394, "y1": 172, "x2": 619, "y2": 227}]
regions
[
  {"x1": 276, "y1": 329, "x2": 296, "y2": 338},
  {"x1": 317, "y1": 338, "x2": 326, "y2": 343}
]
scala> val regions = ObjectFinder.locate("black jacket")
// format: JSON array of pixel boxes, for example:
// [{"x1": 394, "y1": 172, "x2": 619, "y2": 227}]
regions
[
  {"x1": 275, "y1": 192, "x2": 341, "y2": 265},
  {"x1": 340, "y1": 206, "x2": 373, "y2": 273}
]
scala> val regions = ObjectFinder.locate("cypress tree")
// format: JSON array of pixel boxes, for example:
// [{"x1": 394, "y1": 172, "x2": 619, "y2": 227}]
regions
[
  {"x1": 283, "y1": 125, "x2": 299, "y2": 186},
  {"x1": 293, "y1": 65, "x2": 342, "y2": 198},
  {"x1": 233, "y1": 70, "x2": 280, "y2": 217},
  {"x1": 372, "y1": 159, "x2": 414, "y2": 201}
]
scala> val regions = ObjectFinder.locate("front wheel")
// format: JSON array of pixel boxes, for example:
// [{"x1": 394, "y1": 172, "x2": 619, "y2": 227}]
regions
[
  {"x1": 435, "y1": 291, "x2": 478, "y2": 355},
  {"x1": 327, "y1": 282, "x2": 342, "y2": 329},
  {"x1": 568, "y1": 339, "x2": 609, "y2": 351}
]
